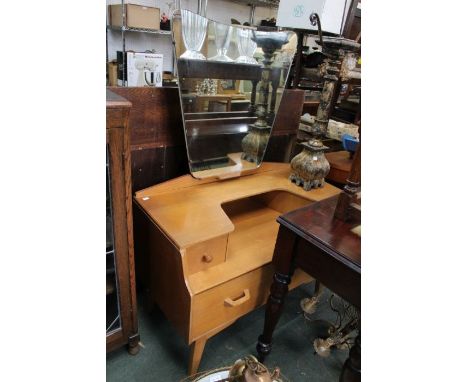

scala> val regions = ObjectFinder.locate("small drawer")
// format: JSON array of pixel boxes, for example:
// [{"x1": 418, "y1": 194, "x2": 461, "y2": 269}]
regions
[
  {"x1": 185, "y1": 235, "x2": 228, "y2": 274},
  {"x1": 190, "y1": 265, "x2": 311, "y2": 341}
]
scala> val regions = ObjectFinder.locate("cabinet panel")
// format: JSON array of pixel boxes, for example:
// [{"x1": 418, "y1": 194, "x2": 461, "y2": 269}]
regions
[{"x1": 106, "y1": 89, "x2": 139, "y2": 354}]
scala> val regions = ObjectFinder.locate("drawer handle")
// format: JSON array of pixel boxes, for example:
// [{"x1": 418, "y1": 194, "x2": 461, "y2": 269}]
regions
[
  {"x1": 224, "y1": 289, "x2": 251, "y2": 307},
  {"x1": 202, "y1": 255, "x2": 213, "y2": 263}
]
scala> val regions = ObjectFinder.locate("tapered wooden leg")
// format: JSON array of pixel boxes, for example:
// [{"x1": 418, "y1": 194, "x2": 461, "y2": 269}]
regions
[{"x1": 188, "y1": 337, "x2": 207, "y2": 375}]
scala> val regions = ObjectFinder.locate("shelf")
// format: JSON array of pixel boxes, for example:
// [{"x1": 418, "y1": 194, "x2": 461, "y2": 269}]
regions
[
  {"x1": 107, "y1": 25, "x2": 172, "y2": 35},
  {"x1": 177, "y1": 59, "x2": 262, "y2": 81},
  {"x1": 185, "y1": 116, "x2": 256, "y2": 137}
]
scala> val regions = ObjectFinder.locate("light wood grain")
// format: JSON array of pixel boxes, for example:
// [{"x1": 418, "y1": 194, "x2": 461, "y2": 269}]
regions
[
  {"x1": 135, "y1": 163, "x2": 340, "y2": 249},
  {"x1": 188, "y1": 337, "x2": 207, "y2": 375},
  {"x1": 133, "y1": 162, "x2": 340, "y2": 373},
  {"x1": 190, "y1": 152, "x2": 259, "y2": 180},
  {"x1": 191, "y1": 265, "x2": 310, "y2": 341},
  {"x1": 186, "y1": 235, "x2": 228, "y2": 274}
]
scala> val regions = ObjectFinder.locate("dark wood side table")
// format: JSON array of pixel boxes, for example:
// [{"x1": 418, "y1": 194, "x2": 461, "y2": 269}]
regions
[{"x1": 256, "y1": 195, "x2": 361, "y2": 381}]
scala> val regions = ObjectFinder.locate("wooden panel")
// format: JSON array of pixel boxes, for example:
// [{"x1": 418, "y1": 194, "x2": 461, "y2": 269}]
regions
[
  {"x1": 271, "y1": 89, "x2": 305, "y2": 136},
  {"x1": 191, "y1": 266, "x2": 273, "y2": 341},
  {"x1": 325, "y1": 150, "x2": 353, "y2": 185},
  {"x1": 302, "y1": 101, "x2": 319, "y2": 116},
  {"x1": 131, "y1": 145, "x2": 188, "y2": 192},
  {"x1": 134, "y1": 203, "x2": 192, "y2": 343},
  {"x1": 186, "y1": 235, "x2": 228, "y2": 275},
  {"x1": 108, "y1": 86, "x2": 185, "y2": 147},
  {"x1": 106, "y1": 90, "x2": 139, "y2": 353},
  {"x1": 264, "y1": 134, "x2": 295, "y2": 163},
  {"x1": 190, "y1": 265, "x2": 310, "y2": 341},
  {"x1": 252, "y1": 190, "x2": 312, "y2": 214}
]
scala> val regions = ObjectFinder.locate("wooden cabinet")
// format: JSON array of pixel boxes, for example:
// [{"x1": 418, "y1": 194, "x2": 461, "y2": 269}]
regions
[
  {"x1": 133, "y1": 163, "x2": 340, "y2": 373},
  {"x1": 106, "y1": 90, "x2": 139, "y2": 354}
]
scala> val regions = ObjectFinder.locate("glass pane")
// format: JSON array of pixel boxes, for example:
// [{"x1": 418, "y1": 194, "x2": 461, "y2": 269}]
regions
[
  {"x1": 106, "y1": 145, "x2": 121, "y2": 334},
  {"x1": 173, "y1": 9, "x2": 297, "y2": 178}
]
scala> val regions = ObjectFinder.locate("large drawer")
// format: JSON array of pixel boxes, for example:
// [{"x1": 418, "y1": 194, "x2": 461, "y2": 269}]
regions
[{"x1": 190, "y1": 264, "x2": 311, "y2": 341}]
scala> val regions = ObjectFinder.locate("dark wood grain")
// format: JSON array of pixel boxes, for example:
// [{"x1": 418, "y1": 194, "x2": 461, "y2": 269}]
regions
[
  {"x1": 107, "y1": 87, "x2": 188, "y2": 192},
  {"x1": 334, "y1": 143, "x2": 361, "y2": 221},
  {"x1": 281, "y1": 196, "x2": 360, "y2": 270},
  {"x1": 257, "y1": 194, "x2": 361, "y2": 379},
  {"x1": 106, "y1": 90, "x2": 140, "y2": 354},
  {"x1": 107, "y1": 87, "x2": 307, "y2": 193},
  {"x1": 108, "y1": 87, "x2": 185, "y2": 147},
  {"x1": 325, "y1": 151, "x2": 353, "y2": 186},
  {"x1": 271, "y1": 89, "x2": 305, "y2": 136}
]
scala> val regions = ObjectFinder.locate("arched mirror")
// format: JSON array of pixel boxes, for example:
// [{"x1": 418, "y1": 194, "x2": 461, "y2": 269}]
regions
[{"x1": 172, "y1": 9, "x2": 297, "y2": 179}]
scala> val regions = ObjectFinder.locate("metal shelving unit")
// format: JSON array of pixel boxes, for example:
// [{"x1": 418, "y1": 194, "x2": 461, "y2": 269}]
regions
[
  {"x1": 106, "y1": 25, "x2": 172, "y2": 35},
  {"x1": 106, "y1": 0, "x2": 282, "y2": 86},
  {"x1": 106, "y1": 0, "x2": 172, "y2": 86},
  {"x1": 228, "y1": 0, "x2": 279, "y2": 24}
]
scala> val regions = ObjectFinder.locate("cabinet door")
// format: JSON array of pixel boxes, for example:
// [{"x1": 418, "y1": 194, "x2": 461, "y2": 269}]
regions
[{"x1": 106, "y1": 145, "x2": 122, "y2": 335}]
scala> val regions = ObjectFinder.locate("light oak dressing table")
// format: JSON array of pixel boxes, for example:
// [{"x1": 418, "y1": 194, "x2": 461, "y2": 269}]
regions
[
  {"x1": 133, "y1": 11, "x2": 341, "y2": 374},
  {"x1": 134, "y1": 162, "x2": 339, "y2": 373}
]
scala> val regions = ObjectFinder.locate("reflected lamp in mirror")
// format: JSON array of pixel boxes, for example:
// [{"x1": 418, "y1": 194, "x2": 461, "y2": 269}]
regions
[{"x1": 172, "y1": 9, "x2": 297, "y2": 179}]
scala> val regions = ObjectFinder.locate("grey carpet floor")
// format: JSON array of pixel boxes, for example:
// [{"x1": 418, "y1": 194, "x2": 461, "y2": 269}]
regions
[{"x1": 107, "y1": 282, "x2": 348, "y2": 381}]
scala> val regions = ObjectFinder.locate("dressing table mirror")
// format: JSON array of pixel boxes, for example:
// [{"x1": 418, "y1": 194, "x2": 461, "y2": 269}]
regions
[
  {"x1": 173, "y1": 9, "x2": 296, "y2": 179},
  {"x1": 133, "y1": 9, "x2": 341, "y2": 375}
]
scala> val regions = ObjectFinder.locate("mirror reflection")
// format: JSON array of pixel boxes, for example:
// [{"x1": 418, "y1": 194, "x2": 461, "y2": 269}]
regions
[{"x1": 173, "y1": 9, "x2": 297, "y2": 179}]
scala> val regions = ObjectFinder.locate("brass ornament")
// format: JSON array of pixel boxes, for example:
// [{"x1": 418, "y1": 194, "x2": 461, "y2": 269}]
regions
[
  {"x1": 309, "y1": 294, "x2": 360, "y2": 358},
  {"x1": 289, "y1": 139, "x2": 330, "y2": 191},
  {"x1": 229, "y1": 355, "x2": 282, "y2": 382},
  {"x1": 300, "y1": 295, "x2": 320, "y2": 315},
  {"x1": 241, "y1": 125, "x2": 271, "y2": 164}
]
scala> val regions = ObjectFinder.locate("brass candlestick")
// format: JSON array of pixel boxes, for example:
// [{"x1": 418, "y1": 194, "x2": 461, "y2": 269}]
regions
[
  {"x1": 241, "y1": 31, "x2": 292, "y2": 164},
  {"x1": 290, "y1": 34, "x2": 360, "y2": 190},
  {"x1": 312, "y1": 36, "x2": 360, "y2": 139}
]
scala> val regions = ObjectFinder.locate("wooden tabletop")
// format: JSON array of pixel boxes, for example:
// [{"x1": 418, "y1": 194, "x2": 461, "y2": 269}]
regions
[
  {"x1": 106, "y1": 89, "x2": 132, "y2": 109},
  {"x1": 279, "y1": 195, "x2": 361, "y2": 270},
  {"x1": 135, "y1": 163, "x2": 340, "y2": 249}
]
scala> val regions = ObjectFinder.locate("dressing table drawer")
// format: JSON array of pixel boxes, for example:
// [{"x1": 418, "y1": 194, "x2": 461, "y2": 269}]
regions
[
  {"x1": 185, "y1": 235, "x2": 228, "y2": 274},
  {"x1": 190, "y1": 264, "x2": 311, "y2": 340}
]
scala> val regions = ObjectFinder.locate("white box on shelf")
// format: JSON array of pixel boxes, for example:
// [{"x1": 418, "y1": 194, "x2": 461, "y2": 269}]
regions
[
  {"x1": 276, "y1": 0, "x2": 349, "y2": 35},
  {"x1": 126, "y1": 52, "x2": 163, "y2": 87}
]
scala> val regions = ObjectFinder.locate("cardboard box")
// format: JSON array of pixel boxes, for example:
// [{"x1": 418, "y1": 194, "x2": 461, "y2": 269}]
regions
[
  {"x1": 126, "y1": 52, "x2": 163, "y2": 87},
  {"x1": 107, "y1": 61, "x2": 118, "y2": 86},
  {"x1": 109, "y1": 3, "x2": 160, "y2": 30}
]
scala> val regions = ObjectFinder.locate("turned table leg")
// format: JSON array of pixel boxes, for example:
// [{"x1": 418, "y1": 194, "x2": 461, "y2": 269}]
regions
[
  {"x1": 257, "y1": 226, "x2": 297, "y2": 362},
  {"x1": 257, "y1": 271, "x2": 292, "y2": 361},
  {"x1": 339, "y1": 332, "x2": 361, "y2": 382},
  {"x1": 188, "y1": 337, "x2": 207, "y2": 375}
]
